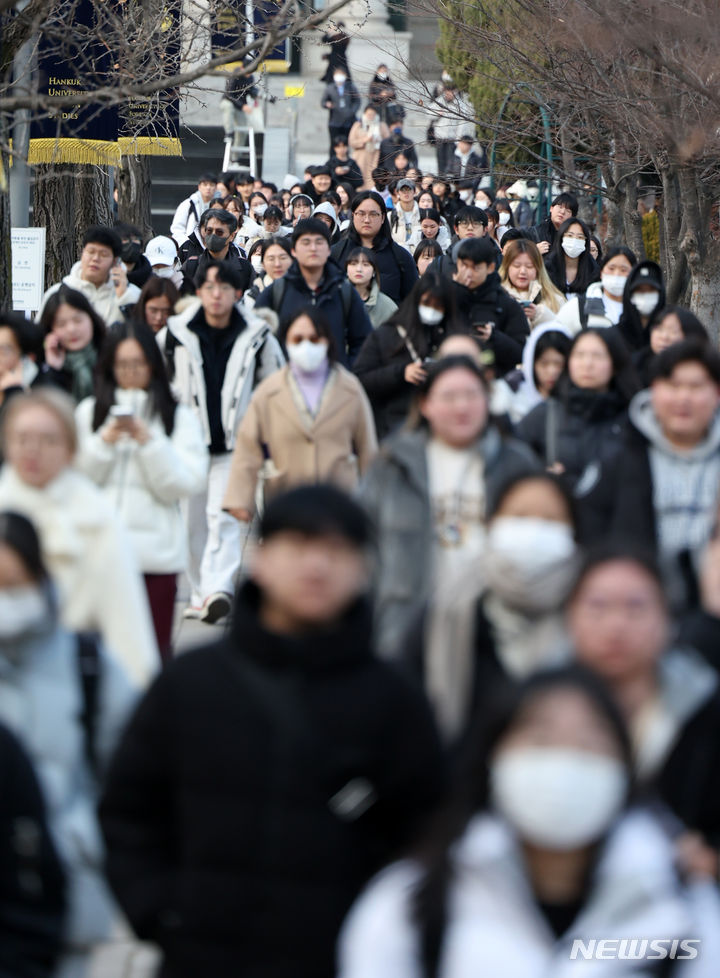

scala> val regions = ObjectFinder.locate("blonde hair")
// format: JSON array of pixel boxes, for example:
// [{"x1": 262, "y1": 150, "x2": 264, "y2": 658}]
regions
[
  {"x1": 2, "y1": 389, "x2": 78, "y2": 456},
  {"x1": 500, "y1": 238, "x2": 566, "y2": 314}
]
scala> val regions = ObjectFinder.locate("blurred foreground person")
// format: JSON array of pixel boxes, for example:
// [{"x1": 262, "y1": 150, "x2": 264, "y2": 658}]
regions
[
  {"x1": 100, "y1": 486, "x2": 444, "y2": 978},
  {"x1": 360, "y1": 356, "x2": 537, "y2": 658},
  {"x1": 0, "y1": 390, "x2": 158, "y2": 684},
  {"x1": 339, "y1": 667, "x2": 720, "y2": 978},
  {"x1": 0, "y1": 512, "x2": 136, "y2": 978},
  {"x1": 0, "y1": 720, "x2": 65, "y2": 977}
]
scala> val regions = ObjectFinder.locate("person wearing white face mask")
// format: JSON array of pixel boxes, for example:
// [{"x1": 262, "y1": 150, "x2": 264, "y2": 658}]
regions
[
  {"x1": 75, "y1": 323, "x2": 208, "y2": 661},
  {"x1": 556, "y1": 246, "x2": 637, "y2": 335},
  {"x1": 0, "y1": 510, "x2": 138, "y2": 978},
  {"x1": 224, "y1": 308, "x2": 377, "y2": 523},
  {"x1": 340, "y1": 666, "x2": 720, "y2": 978},
  {"x1": 322, "y1": 64, "x2": 361, "y2": 154},
  {"x1": 403, "y1": 473, "x2": 573, "y2": 743},
  {"x1": 545, "y1": 216, "x2": 600, "y2": 300},
  {"x1": 615, "y1": 260, "x2": 667, "y2": 352},
  {"x1": 353, "y1": 271, "x2": 463, "y2": 439}
]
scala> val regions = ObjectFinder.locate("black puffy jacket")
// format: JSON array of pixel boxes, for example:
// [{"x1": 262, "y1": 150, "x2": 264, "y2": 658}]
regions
[
  {"x1": 453, "y1": 271, "x2": 529, "y2": 373},
  {"x1": 100, "y1": 582, "x2": 444, "y2": 978}
]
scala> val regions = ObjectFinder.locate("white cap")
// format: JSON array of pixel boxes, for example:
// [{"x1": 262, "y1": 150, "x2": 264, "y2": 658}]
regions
[{"x1": 144, "y1": 235, "x2": 177, "y2": 267}]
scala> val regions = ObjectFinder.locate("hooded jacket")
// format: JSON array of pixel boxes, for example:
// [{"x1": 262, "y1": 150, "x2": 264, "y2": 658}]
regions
[
  {"x1": 616, "y1": 261, "x2": 666, "y2": 352},
  {"x1": 0, "y1": 610, "x2": 137, "y2": 948},
  {"x1": 609, "y1": 390, "x2": 720, "y2": 602},
  {"x1": 338, "y1": 809, "x2": 720, "y2": 978},
  {"x1": 255, "y1": 259, "x2": 372, "y2": 366},
  {"x1": 40, "y1": 262, "x2": 140, "y2": 328},
  {"x1": 359, "y1": 426, "x2": 538, "y2": 658},
  {"x1": 492, "y1": 321, "x2": 573, "y2": 423},
  {"x1": 555, "y1": 279, "x2": 621, "y2": 335},
  {"x1": 75, "y1": 391, "x2": 209, "y2": 573},
  {"x1": 363, "y1": 278, "x2": 398, "y2": 329},
  {"x1": 170, "y1": 190, "x2": 209, "y2": 246},
  {"x1": 332, "y1": 227, "x2": 419, "y2": 305},
  {"x1": 452, "y1": 271, "x2": 530, "y2": 374},
  {"x1": 157, "y1": 300, "x2": 285, "y2": 452},
  {"x1": 99, "y1": 580, "x2": 444, "y2": 978}
]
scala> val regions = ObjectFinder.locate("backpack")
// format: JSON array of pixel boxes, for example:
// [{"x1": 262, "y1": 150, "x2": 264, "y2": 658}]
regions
[
  {"x1": 76, "y1": 633, "x2": 101, "y2": 777},
  {"x1": 270, "y1": 276, "x2": 354, "y2": 321}
]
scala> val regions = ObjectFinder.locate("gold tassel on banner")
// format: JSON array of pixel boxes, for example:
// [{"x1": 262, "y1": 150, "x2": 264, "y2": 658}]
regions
[
  {"x1": 117, "y1": 136, "x2": 183, "y2": 157},
  {"x1": 27, "y1": 138, "x2": 121, "y2": 165}
]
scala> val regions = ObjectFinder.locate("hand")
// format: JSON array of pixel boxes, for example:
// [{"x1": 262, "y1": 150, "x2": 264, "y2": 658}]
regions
[
  {"x1": 44, "y1": 333, "x2": 66, "y2": 371},
  {"x1": 547, "y1": 461, "x2": 566, "y2": 475},
  {"x1": 536, "y1": 240, "x2": 550, "y2": 255},
  {"x1": 227, "y1": 506, "x2": 252, "y2": 523},
  {"x1": 0, "y1": 362, "x2": 25, "y2": 391},
  {"x1": 700, "y1": 534, "x2": 720, "y2": 618},
  {"x1": 523, "y1": 303, "x2": 538, "y2": 323},
  {"x1": 101, "y1": 419, "x2": 124, "y2": 444},
  {"x1": 111, "y1": 261, "x2": 128, "y2": 297},
  {"x1": 676, "y1": 831, "x2": 719, "y2": 880},
  {"x1": 335, "y1": 165, "x2": 349, "y2": 175},
  {"x1": 127, "y1": 417, "x2": 150, "y2": 444},
  {"x1": 404, "y1": 362, "x2": 428, "y2": 385},
  {"x1": 474, "y1": 322, "x2": 493, "y2": 341},
  {"x1": 242, "y1": 104, "x2": 253, "y2": 114},
  {"x1": 325, "y1": 101, "x2": 333, "y2": 109}
]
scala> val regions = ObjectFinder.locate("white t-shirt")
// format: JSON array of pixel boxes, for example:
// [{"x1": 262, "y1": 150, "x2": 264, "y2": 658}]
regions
[
  {"x1": 426, "y1": 438, "x2": 486, "y2": 584},
  {"x1": 602, "y1": 293, "x2": 624, "y2": 324}
]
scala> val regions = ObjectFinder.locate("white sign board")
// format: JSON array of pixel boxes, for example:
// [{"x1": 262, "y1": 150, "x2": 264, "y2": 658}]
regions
[{"x1": 12, "y1": 228, "x2": 46, "y2": 314}]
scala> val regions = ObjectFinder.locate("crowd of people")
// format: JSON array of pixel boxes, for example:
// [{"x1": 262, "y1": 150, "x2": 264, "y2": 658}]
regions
[{"x1": 1, "y1": 63, "x2": 720, "y2": 978}]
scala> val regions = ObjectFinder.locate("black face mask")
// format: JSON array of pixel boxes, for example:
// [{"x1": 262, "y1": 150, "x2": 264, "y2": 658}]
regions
[
  {"x1": 121, "y1": 241, "x2": 143, "y2": 264},
  {"x1": 205, "y1": 233, "x2": 227, "y2": 253}
]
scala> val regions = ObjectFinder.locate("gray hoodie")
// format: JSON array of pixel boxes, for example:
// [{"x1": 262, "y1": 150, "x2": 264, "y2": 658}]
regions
[{"x1": 629, "y1": 389, "x2": 720, "y2": 561}]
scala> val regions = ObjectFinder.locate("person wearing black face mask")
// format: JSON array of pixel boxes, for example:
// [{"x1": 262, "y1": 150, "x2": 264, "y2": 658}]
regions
[
  {"x1": 115, "y1": 222, "x2": 152, "y2": 290},
  {"x1": 179, "y1": 210, "x2": 252, "y2": 296}
]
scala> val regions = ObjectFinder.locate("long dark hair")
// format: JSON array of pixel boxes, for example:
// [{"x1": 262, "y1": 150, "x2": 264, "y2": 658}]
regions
[
  {"x1": 344, "y1": 246, "x2": 382, "y2": 289},
  {"x1": 92, "y1": 321, "x2": 177, "y2": 434},
  {"x1": 38, "y1": 286, "x2": 106, "y2": 352},
  {"x1": 386, "y1": 270, "x2": 461, "y2": 359},
  {"x1": 414, "y1": 665, "x2": 634, "y2": 978},
  {"x1": 348, "y1": 190, "x2": 392, "y2": 248},
  {"x1": 546, "y1": 216, "x2": 600, "y2": 295},
  {"x1": 558, "y1": 326, "x2": 640, "y2": 405},
  {"x1": 134, "y1": 276, "x2": 180, "y2": 323}
]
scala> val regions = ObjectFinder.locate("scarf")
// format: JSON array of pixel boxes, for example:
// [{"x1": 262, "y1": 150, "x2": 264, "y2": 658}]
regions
[{"x1": 64, "y1": 346, "x2": 97, "y2": 403}]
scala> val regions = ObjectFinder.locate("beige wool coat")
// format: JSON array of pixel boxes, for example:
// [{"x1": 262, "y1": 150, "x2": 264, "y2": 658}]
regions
[
  {"x1": 223, "y1": 364, "x2": 378, "y2": 514},
  {"x1": 349, "y1": 120, "x2": 390, "y2": 190}
]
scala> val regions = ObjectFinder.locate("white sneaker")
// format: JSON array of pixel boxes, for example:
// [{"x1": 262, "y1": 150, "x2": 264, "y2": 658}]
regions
[
  {"x1": 183, "y1": 604, "x2": 203, "y2": 620},
  {"x1": 199, "y1": 592, "x2": 232, "y2": 624}
]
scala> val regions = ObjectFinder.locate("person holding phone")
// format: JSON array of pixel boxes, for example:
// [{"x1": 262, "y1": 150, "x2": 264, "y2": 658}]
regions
[
  {"x1": 38, "y1": 226, "x2": 140, "y2": 328},
  {"x1": 75, "y1": 323, "x2": 208, "y2": 660},
  {"x1": 38, "y1": 286, "x2": 106, "y2": 404},
  {"x1": 452, "y1": 237, "x2": 529, "y2": 375}
]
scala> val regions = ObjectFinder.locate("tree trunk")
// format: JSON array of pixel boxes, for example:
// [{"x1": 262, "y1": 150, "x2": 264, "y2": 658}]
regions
[
  {"x1": 686, "y1": 241, "x2": 720, "y2": 345},
  {"x1": 33, "y1": 164, "x2": 112, "y2": 287},
  {"x1": 620, "y1": 172, "x2": 646, "y2": 261},
  {"x1": 117, "y1": 155, "x2": 154, "y2": 239},
  {"x1": 0, "y1": 133, "x2": 11, "y2": 309}
]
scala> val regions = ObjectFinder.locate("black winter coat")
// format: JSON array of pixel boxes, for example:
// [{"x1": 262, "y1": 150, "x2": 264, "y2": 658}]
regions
[
  {"x1": 378, "y1": 134, "x2": 418, "y2": 170},
  {"x1": 99, "y1": 583, "x2": 444, "y2": 978},
  {"x1": 447, "y1": 150, "x2": 488, "y2": 189},
  {"x1": 353, "y1": 319, "x2": 454, "y2": 439},
  {"x1": 515, "y1": 385, "x2": 629, "y2": 544},
  {"x1": 528, "y1": 216, "x2": 557, "y2": 248},
  {"x1": 453, "y1": 272, "x2": 529, "y2": 374},
  {"x1": 127, "y1": 255, "x2": 153, "y2": 290},
  {"x1": 179, "y1": 244, "x2": 252, "y2": 296},
  {"x1": 255, "y1": 259, "x2": 372, "y2": 365},
  {"x1": 332, "y1": 233, "x2": 418, "y2": 305},
  {"x1": 327, "y1": 154, "x2": 364, "y2": 190},
  {"x1": 616, "y1": 261, "x2": 666, "y2": 352},
  {"x1": 0, "y1": 723, "x2": 65, "y2": 977}
]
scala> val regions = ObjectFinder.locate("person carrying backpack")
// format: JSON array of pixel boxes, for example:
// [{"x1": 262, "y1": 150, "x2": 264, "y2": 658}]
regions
[{"x1": 255, "y1": 218, "x2": 372, "y2": 366}]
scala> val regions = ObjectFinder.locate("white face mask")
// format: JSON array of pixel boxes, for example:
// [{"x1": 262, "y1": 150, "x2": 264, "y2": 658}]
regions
[
  {"x1": 601, "y1": 273, "x2": 627, "y2": 298},
  {"x1": 0, "y1": 586, "x2": 51, "y2": 643},
  {"x1": 377, "y1": 71, "x2": 388, "y2": 80},
  {"x1": 418, "y1": 304, "x2": 445, "y2": 326},
  {"x1": 630, "y1": 292, "x2": 659, "y2": 317},
  {"x1": 253, "y1": 203, "x2": 268, "y2": 218},
  {"x1": 287, "y1": 339, "x2": 328, "y2": 373},
  {"x1": 484, "y1": 517, "x2": 577, "y2": 612},
  {"x1": 562, "y1": 237, "x2": 586, "y2": 259},
  {"x1": 334, "y1": 73, "x2": 346, "y2": 85},
  {"x1": 491, "y1": 746, "x2": 627, "y2": 849},
  {"x1": 154, "y1": 266, "x2": 176, "y2": 279},
  {"x1": 251, "y1": 255, "x2": 264, "y2": 274},
  {"x1": 498, "y1": 212, "x2": 511, "y2": 226}
]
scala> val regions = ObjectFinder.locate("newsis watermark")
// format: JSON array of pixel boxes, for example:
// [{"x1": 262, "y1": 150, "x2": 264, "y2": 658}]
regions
[{"x1": 570, "y1": 938, "x2": 700, "y2": 961}]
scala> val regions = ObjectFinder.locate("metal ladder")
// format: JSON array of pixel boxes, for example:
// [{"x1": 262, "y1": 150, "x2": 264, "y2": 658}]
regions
[{"x1": 222, "y1": 125, "x2": 257, "y2": 175}]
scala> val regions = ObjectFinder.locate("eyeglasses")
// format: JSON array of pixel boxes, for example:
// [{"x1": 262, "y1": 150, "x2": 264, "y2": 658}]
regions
[
  {"x1": 457, "y1": 220, "x2": 484, "y2": 229},
  {"x1": 355, "y1": 211, "x2": 382, "y2": 220}
]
